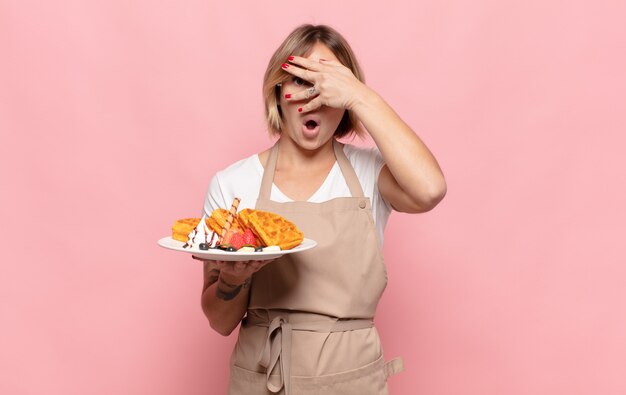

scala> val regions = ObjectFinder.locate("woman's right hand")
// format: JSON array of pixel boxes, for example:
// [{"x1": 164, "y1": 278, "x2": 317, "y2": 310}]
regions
[
  {"x1": 192, "y1": 256, "x2": 274, "y2": 287},
  {"x1": 195, "y1": 257, "x2": 274, "y2": 336},
  {"x1": 217, "y1": 259, "x2": 274, "y2": 285}
]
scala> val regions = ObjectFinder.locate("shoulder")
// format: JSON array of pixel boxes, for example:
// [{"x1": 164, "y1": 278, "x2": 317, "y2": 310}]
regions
[
  {"x1": 214, "y1": 154, "x2": 261, "y2": 180},
  {"x1": 342, "y1": 142, "x2": 376, "y2": 158},
  {"x1": 204, "y1": 153, "x2": 263, "y2": 214},
  {"x1": 342, "y1": 143, "x2": 385, "y2": 177}
]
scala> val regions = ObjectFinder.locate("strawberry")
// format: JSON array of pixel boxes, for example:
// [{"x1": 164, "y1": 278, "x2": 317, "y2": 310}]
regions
[
  {"x1": 242, "y1": 228, "x2": 257, "y2": 247},
  {"x1": 221, "y1": 229, "x2": 241, "y2": 245},
  {"x1": 221, "y1": 229, "x2": 235, "y2": 245},
  {"x1": 229, "y1": 231, "x2": 245, "y2": 250}
]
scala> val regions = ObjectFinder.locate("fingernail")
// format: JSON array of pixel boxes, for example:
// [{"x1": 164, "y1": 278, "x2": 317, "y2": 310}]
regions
[
  {"x1": 288, "y1": 56, "x2": 294, "y2": 61},
  {"x1": 320, "y1": 58, "x2": 327, "y2": 61},
  {"x1": 298, "y1": 107, "x2": 303, "y2": 112},
  {"x1": 284, "y1": 93, "x2": 291, "y2": 99},
  {"x1": 281, "y1": 63, "x2": 289, "y2": 69}
]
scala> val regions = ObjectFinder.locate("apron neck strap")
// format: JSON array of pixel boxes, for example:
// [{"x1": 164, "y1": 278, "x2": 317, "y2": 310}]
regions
[
  {"x1": 259, "y1": 139, "x2": 365, "y2": 200},
  {"x1": 259, "y1": 141, "x2": 279, "y2": 200},
  {"x1": 333, "y1": 140, "x2": 365, "y2": 198}
]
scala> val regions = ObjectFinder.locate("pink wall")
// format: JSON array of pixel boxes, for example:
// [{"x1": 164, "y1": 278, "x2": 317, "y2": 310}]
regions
[{"x1": 2, "y1": 1, "x2": 625, "y2": 394}]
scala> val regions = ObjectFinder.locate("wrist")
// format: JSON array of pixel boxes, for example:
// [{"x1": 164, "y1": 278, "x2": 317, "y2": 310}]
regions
[
  {"x1": 347, "y1": 84, "x2": 382, "y2": 114},
  {"x1": 218, "y1": 272, "x2": 251, "y2": 288},
  {"x1": 215, "y1": 274, "x2": 251, "y2": 301}
]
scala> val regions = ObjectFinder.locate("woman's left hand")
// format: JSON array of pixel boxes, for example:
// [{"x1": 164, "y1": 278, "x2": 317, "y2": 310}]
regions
[{"x1": 282, "y1": 56, "x2": 368, "y2": 113}]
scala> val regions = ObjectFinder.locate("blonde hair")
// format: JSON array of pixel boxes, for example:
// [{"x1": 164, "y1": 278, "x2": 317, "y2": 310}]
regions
[{"x1": 262, "y1": 24, "x2": 365, "y2": 138}]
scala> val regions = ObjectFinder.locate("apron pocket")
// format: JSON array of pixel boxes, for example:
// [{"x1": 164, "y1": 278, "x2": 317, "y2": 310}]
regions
[
  {"x1": 228, "y1": 364, "x2": 276, "y2": 395},
  {"x1": 291, "y1": 355, "x2": 389, "y2": 395},
  {"x1": 228, "y1": 356, "x2": 390, "y2": 395}
]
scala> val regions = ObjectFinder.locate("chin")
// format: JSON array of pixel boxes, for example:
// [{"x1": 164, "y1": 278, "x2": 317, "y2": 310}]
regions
[
  {"x1": 297, "y1": 135, "x2": 335, "y2": 152},
  {"x1": 283, "y1": 128, "x2": 333, "y2": 151}
]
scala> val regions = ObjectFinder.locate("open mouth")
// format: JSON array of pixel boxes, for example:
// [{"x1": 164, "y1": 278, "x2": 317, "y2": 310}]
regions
[{"x1": 301, "y1": 115, "x2": 321, "y2": 138}]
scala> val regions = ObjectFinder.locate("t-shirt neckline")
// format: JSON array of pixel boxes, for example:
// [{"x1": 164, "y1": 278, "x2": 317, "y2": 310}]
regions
[{"x1": 254, "y1": 154, "x2": 340, "y2": 202}]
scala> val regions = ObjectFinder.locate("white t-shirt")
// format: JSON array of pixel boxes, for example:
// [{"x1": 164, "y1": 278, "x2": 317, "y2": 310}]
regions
[{"x1": 203, "y1": 144, "x2": 392, "y2": 245}]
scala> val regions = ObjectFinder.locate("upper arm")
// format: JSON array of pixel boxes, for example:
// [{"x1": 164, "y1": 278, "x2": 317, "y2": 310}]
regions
[{"x1": 378, "y1": 164, "x2": 442, "y2": 213}]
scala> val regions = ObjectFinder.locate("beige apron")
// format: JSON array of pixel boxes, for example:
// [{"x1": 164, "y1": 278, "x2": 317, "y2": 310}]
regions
[{"x1": 228, "y1": 140, "x2": 403, "y2": 394}]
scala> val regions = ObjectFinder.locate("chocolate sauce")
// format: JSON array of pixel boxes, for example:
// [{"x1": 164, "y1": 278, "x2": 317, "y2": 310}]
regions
[{"x1": 183, "y1": 229, "x2": 196, "y2": 249}]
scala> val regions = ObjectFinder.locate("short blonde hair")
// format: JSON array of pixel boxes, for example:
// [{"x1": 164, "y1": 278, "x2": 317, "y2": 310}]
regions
[{"x1": 262, "y1": 24, "x2": 365, "y2": 138}]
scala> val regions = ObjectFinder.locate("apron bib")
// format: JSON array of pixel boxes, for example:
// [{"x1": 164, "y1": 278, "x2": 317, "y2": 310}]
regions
[{"x1": 228, "y1": 141, "x2": 403, "y2": 394}]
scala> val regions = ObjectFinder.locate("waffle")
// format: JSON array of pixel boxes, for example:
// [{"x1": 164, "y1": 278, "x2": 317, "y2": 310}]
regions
[
  {"x1": 207, "y1": 208, "x2": 245, "y2": 235},
  {"x1": 237, "y1": 208, "x2": 304, "y2": 250},
  {"x1": 172, "y1": 218, "x2": 209, "y2": 242}
]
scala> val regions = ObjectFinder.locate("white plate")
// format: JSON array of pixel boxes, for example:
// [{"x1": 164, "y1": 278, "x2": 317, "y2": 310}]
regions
[{"x1": 157, "y1": 237, "x2": 317, "y2": 261}]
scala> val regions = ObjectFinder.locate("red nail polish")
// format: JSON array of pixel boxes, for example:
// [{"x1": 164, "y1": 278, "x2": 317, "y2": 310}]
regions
[
  {"x1": 281, "y1": 63, "x2": 289, "y2": 69},
  {"x1": 285, "y1": 94, "x2": 291, "y2": 99},
  {"x1": 298, "y1": 107, "x2": 303, "y2": 113},
  {"x1": 288, "y1": 56, "x2": 294, "y2": 61}
]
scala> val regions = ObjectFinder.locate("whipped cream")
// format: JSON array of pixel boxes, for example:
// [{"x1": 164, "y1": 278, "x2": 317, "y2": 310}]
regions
[{"x1": 184, "y1": 215, "x2": 217, "y2": 248}]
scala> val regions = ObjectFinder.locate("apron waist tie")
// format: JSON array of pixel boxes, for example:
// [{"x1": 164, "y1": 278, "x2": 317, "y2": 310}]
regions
[{"x1": 248, "y1": 313, "x2": 374, "y2": 395}]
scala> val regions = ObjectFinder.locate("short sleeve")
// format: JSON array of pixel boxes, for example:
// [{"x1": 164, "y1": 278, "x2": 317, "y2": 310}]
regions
[
  {"x1": 371, "y1": 147, "x2": 386, "y2": 179},
  {"x1": 203, "y1": 174, "x2": 227, "y2": 217},
  {"x1": 369, "y1": 147, "x2": 392, "y2": 212}
]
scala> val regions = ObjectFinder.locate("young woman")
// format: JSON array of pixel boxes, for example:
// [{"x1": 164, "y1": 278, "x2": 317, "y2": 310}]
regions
[{"x1": 198, "y1": 24, "x2": 446, "y2": 394}]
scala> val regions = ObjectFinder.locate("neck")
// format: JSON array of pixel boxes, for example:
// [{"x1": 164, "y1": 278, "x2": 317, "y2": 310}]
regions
[{"x1": 277, "y1": 137, "x2": 336, "y2": 168}]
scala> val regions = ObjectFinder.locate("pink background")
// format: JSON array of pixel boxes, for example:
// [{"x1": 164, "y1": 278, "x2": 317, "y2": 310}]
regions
[{"x1": 2, "y1": 1, "x2": 625, "y2": 394}]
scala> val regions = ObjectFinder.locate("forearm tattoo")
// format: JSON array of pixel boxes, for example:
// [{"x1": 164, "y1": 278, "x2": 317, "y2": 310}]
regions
[{"x1": 216, "y1": 276, "x2": 251, "y2": 301}]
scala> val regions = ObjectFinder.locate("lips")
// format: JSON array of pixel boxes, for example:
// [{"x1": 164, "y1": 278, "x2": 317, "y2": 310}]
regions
[
  {"x1": 301, "y1": 115, "x2": 321, "y2": 138},
  {"x1": 302, "y1": 115, "x2": 321, "y2": 128}
]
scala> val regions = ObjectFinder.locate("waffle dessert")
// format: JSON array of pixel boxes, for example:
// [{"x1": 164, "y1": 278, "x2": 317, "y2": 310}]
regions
[
  {"x1": 207, "y1": 208, "x2": 245, "y2": 235},
  {"x1": 172, "y1": 218, "x2": 209, "y2": 242},
  {"x1": 171, "y1": 198, "x2": 304, "y2": 251},
  {"x1": 237, "y1": 208, "x2": 304, "y2": 250}
]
